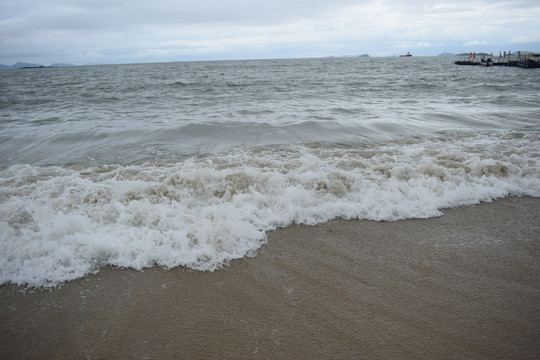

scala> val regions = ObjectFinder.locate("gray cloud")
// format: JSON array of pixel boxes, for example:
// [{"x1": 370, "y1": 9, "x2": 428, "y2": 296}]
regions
[{"x1": 1, "y1": 0, "x2": 539, "y2": 65}]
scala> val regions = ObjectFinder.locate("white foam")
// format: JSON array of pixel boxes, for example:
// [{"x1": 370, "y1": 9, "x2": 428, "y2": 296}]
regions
[{"x1": 1, "y1": 132, "x2": 539, "y2": 287}]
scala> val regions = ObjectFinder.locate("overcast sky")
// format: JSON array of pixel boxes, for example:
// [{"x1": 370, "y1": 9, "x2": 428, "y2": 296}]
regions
[{"x1": 1, "y1": 0, "x2": 539, "y2": 65}]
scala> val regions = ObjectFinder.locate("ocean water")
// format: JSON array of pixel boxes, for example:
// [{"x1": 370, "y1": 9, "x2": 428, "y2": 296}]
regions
[{"x1": 1, "y1": 57, "x2": 539, "y2": 287}]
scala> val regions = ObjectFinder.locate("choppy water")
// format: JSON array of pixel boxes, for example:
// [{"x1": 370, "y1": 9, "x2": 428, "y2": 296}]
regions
[{"x1": 1, "y1": 57, "x2": 539, "y2": 287}]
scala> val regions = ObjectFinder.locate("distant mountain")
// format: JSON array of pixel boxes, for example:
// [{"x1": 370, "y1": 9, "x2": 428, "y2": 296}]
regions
[
  {"x1": 456, "y1": 52, "x2": 491, "y2": 57},
  {"x1": 51, "y1": 63, "x2": 75, "y2": 67},
  {"x1": 0, "y1": 62, "x2": 43, "y2": 69},
  {"x1": 0, "y1": 62, "x2": 76, "y2": 69},
  {"x1": 357, "y1": 54, "x2": 370, "y2": 58},
  {"x1": 454, "y1": 50, "x2": 537, "y2": 57},
  {"x1": 438, "y1": 52, "x2": 456, "y2": 56}
]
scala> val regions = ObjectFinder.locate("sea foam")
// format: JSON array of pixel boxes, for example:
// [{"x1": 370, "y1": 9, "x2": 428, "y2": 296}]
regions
[{"x1": 1, "y1": 132, "x2": 539, "y2": 287}]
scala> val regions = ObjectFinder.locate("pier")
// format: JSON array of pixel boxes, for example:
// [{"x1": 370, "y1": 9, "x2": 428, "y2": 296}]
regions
[{"x1": 455, "y1": 52, "x2": 539, "y2": 68}]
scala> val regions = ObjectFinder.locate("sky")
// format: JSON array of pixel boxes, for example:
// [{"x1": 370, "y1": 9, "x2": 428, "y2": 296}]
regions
[{"x1": 1, "y1": 0, "x2": 539, "y2": 65}]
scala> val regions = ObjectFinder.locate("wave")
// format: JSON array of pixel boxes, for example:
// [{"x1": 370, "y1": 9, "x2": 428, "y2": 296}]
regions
[
  {"x1": 0, "y1": 120, "x2": 376, "y2": 167},
  {"x1": 6, "y1": 113, "x2": 508, "y2": 168},
  {"x1": 1, "y1": 131, "x2": 539, "y2": 287}
]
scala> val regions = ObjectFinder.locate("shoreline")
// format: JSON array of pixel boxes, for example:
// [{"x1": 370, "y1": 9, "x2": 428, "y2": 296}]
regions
[{"x1": 1, "y1": 196, "x2": 539, "y2": 359}]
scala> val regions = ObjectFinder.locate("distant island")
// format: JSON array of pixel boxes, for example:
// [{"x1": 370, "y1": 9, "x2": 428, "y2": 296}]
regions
[
  {"x1": 438, "y1": 52, "x2": 495, "y2": 57},
  {"x1": 327, "y1": 54, "x2": 370, "y2": 58},
  {"x1": 51, "y1": 63, "x2": 76, "y2": 67},
  {"x1": 440, "y1": 51, "x2": 538, "y2": 57},
  {"x1": 0, "y1": 62, "x2": 75, "y2": 69}
]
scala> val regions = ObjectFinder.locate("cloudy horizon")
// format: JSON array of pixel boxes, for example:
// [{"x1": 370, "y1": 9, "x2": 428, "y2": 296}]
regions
[{"x1": 1, "y1": 0, "x2": 539, "y2": 65}]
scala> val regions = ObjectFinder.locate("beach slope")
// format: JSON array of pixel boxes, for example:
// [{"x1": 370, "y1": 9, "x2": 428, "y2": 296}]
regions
[{"x1": 1, "y1": 196, "x2": 539, "y2": 359}]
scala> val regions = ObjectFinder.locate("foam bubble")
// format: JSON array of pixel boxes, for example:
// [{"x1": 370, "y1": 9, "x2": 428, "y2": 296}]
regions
[{"x1": 1, "y1": 132, "x2": 539, "y2": 287}]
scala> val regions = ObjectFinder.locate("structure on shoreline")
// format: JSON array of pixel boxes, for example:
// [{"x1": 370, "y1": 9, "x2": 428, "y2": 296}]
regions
[{"x1": 455, "y1": 51, "x2": 539, "y2": 68}]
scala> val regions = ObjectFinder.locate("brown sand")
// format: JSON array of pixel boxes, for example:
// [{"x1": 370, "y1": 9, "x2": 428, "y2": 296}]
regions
[{"x1": 1, "y1": 196, "x2": 539, "y2": 359}]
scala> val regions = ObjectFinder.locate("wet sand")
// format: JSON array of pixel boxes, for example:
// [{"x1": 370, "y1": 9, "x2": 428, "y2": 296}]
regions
[{"x1": 1, "y1": 196, "x2": 539, "y2": 359}]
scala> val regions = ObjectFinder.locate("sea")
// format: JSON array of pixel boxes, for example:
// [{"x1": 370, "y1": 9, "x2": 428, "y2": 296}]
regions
[{"x1": 1, "y1": 56, "x2": 539, "y2": 287}]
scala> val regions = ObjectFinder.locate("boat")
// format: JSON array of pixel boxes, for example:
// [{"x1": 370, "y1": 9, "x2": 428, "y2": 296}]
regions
[
  {"x1": 517, "y1": 53, "x2": 540, "y2": 68},
  {"x1": 481, "y1": 57, "x2": 494, "y2": 67},
  {"x1": 399, "y1": 52, "x2": 412, "y2": 57}
]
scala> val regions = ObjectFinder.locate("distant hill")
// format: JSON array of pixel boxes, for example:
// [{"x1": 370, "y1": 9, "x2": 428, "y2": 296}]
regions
[
  {"x1": 51, "y1": 63, "x2": 76, "y2": 67},
  {"x1": 0, "y1": 62, "x2": 43, "y2": 69},
  {"x1": 336, "y1": 54, "x2": 370, "y2": 58},
  {"x1": 0, "y1": 62, "x2": 75, "y2": 69},
  {"x1": 454, "y1": 50, "x2": 537, "y2": 57},
  {"x1": 438, "y1": 52, "x2": 456, "y2": 56},
  {"x1": 456, "y1": 52, "x2": 491, "y2": 57}
]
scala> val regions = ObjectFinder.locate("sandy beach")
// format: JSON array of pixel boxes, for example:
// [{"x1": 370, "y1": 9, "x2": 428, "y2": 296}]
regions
[{"x1": 1, "y1": 196, "x2": 539, "y2": 359}]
